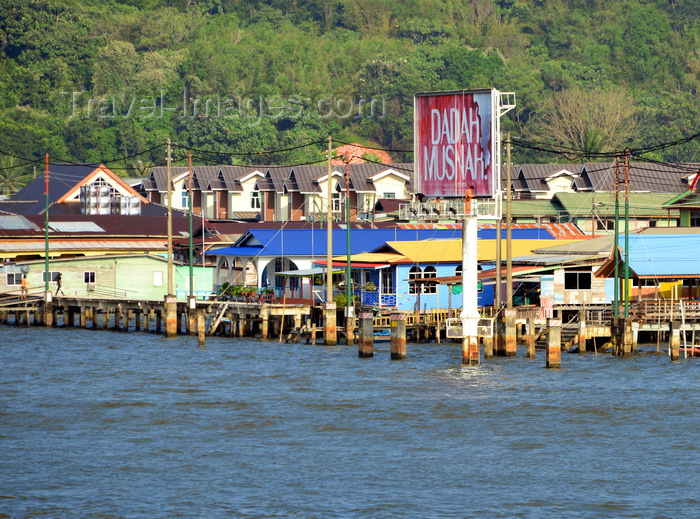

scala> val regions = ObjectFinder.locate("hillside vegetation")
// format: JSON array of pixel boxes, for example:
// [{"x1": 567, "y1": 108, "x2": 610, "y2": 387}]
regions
[{"x1": 0, "y1": 0, "x2": 698, "y2": 187}]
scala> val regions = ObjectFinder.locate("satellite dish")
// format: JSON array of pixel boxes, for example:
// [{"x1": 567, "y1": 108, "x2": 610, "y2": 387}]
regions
[{"x1": 20, "y1": 266, "x2": 30, "y2": 273}]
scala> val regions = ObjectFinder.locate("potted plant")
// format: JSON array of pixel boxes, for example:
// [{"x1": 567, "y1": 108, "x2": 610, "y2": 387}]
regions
[{"x1": 363, "y1": 281, "x2": 376, "y2": 291}]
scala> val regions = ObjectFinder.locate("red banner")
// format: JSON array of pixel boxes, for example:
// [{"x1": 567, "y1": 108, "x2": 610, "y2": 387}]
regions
[{"x1": 415, "y1": 90, "x2": 495, "y2": 198}]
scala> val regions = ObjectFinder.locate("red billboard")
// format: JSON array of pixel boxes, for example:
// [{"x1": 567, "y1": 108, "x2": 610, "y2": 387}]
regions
[{"x1": 414, "y1": 90, "x2": 497, "y2": 198}]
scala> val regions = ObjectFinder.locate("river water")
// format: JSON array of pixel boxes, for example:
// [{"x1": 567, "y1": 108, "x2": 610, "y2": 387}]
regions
[{"x1": 1, "y1": 326, "x2": 697, "y2": 518}]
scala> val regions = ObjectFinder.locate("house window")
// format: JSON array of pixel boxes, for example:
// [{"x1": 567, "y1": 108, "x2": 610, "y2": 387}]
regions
[
  {"x1": 691, "y1": 211, "x2": 700, "y2": 227},
  {"x1": 6, "y1": 273, "x2": 22, "y2": 285},
  {"x1": 181, "y1": 188, "x2": 190, "y2": 208},
  {"x1": 332, "y1": 192, "x2": 341, "y2": 212},
  {"x1": 564, "y1": 271, "x2": 592, "y2": 290},
  {"x1": 455, "y1": 265, "x2": 463, "y2": 277},
  {"x1": 251, "y1": 190, "x2": 261, "y2": 209},
  {"x1": 423, "y1": 266, "x2": 437, "y2": 294},
  {"x1": 408, "y1": 266, "x2": 422, "y2": 294},
  {"x1": 596, "y1": 219, "x2": 615, "y2": 231},
  {"x1": 84, "y1": 272, "x2": 96, "y2": 283},
  {"x1": 383, "y1": 192, "x2": 396, "y2": 199},
  {"x1": 42, "y1": 271, "x2": 60, "y2": 283}
]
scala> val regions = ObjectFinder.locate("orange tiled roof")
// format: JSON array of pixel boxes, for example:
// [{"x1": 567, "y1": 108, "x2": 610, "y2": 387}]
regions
[{"x1": 397, "y1": 222, "x2": 586, "y2": 240}]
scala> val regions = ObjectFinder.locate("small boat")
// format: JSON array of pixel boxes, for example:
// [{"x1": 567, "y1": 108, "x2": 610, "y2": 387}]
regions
[
  {"x1": 680, "y1": 346, "x2": 700, "y2": 358},
  {"x1": 373, "y1": 329, "x2": 391, "y2": 342}
]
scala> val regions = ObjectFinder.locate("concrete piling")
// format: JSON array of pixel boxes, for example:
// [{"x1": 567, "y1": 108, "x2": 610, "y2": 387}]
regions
[
  {"x1": 546, "y1": 318, "x2": 561, "y2": 369},
  {"x1": 197, "y1": 309, "x2": 206, "y2": 347},
  {"x1": 164, "y1": 295, "x2": 177, "y2": 338},
  {"x1": 578, "y1": 310, "x2": 587, "y2": 354},
  {"x1": 622, "y1": 318, "x2": 633, "y2": 357},
  {"x1": 390, "y1": 313, "x2": 406, "y2": 360},
  {"x1": 504, "y1": 309, "x2": 517, "y2": 356},
  {"x1": 358, "y1": 313, "x2": 374, "y2": 358},
  {"x1": 526, "y1": 316, "x2": 536, "y2": 358},
  {"x1": 324, "y1": 302, "x2": 337, "y2": 346},
  {"x1": 670, "y1": 321, "x2": 680, "y2": 361}
]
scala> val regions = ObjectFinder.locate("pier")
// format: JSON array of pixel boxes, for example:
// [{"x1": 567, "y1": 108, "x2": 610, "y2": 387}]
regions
[{"x1": 1, "y1": 293, "x2": 699, "y2": 361}]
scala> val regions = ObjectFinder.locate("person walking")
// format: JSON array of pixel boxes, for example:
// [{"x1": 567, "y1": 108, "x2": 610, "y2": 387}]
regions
[
  {"x1": 55, "y1": 272, "x2": 64, "y2": 296},
  {"x1": 20, "y1": 275, "x2": 28, "y2": 299}
]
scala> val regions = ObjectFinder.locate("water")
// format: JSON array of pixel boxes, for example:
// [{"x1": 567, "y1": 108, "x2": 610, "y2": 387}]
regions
[{"x1": 1, "y1": 326, "x2": 697, "y2": 518}]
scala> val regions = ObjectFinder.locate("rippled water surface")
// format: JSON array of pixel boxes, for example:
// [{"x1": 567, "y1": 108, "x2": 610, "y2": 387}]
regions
[{"x1": 1, "y1": 326, "x2": 698, "y2": 518}]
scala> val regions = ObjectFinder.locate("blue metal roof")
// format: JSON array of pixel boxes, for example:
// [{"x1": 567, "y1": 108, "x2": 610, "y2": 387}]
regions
[
  {"x1": 479, "y1": 228, "x2": 555, "y2": 240},
  {"x1": 619, "y1": 234, "x2": 700, "y2": 276},
  {"x1": 208, "y1": 227, "x2": 556, "y2": 257},
  {"x1": 209, "y1": 228, "x2": 460, "y2": 257}
]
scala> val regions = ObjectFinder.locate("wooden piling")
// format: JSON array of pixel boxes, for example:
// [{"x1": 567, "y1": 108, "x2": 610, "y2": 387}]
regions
[
  {"x1": 390, "y1": 313, "x2": 406, "y2": 360},
  {"x1": 358, "y1": 313, "x2": 374, "y2": 358},
  {"x1": 546, "y1": 318, "x2": 561, "y2": 369}
]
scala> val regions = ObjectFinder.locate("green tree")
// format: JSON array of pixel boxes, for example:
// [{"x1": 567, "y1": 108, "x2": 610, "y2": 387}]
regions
[{"x1": 525, "y1": 88, "x2": 639, "y2": 160}]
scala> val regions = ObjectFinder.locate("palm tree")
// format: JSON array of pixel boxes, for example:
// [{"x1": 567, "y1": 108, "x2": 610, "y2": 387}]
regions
[{"x1": 0, "y1": 155, "x2": 33, "y2": 197}]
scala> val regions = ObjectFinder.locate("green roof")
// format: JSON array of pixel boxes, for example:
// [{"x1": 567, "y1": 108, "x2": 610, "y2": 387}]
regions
[
  {"x1": 510, "y1": 199, "x2": 561, "y2": 216},
  {"x1": 662, "y1": 190, "x2": 700, "y2": 208},
  {"x1": 554, "y1": 192, "x2": 679, "y2": 217}
]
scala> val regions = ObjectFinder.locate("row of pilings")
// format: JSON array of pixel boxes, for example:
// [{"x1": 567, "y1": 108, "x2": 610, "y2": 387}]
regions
[{"x1": 0, "y1": 297, "x2": 690, "y2": 366}]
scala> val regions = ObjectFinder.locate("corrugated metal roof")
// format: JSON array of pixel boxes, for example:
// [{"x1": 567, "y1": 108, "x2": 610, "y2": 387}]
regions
[
  {"x1": 554, "y1": 192, "x2": 679, "y2": 216},
  {"x1": 621, "y1": 234, "x2": 700, "y2": 276},
  {"x1": 0, "y1": 239, "x2": 167, "y2": 256},
  {"x1": 212, "y1": 228, "x2": 463, "y2": 257},
  {"x1": 0, "y1": 214, "x2": 40, "y2": 230},
  {"x1": 49, "y1": 221, "x2": 105, "y2": 232}
]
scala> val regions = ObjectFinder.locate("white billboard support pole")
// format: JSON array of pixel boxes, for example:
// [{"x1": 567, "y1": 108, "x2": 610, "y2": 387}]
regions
[{"x1": 461, "y1": 203, "x2": 480, "y2": 365}]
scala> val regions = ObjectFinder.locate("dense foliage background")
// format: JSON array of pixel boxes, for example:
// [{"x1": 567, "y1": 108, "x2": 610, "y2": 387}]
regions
[{"x1": 0, "y1": 0, "x2": 698, "y2": 188}]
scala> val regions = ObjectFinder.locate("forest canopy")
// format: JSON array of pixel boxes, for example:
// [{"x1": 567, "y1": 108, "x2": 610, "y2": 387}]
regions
[{"x1": 0, "y1": 0, "x2": 698, "y2": 190}]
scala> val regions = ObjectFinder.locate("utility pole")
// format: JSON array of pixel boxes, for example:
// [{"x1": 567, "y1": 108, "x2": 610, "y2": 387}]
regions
[
  {"x1": 614, "y1": 155, "x2": 620, "y2": 320},
  {"x1": 187, "y1": 150, "x2": 196, "y2": 331},
  {"x1": 324, "y1": 136, "x2": 337, "y2": 345},
  {"x1": 188, "y1": 150, "x2": 194, "y2": 297},
  {"x1": 43, "y1": 153, "x2": 53, "y2": 326},
  {"x1": 624, "y1": 148, "x2": 630, "y2": 319},
  {"x1": 44, "y1": 153, "x2": 50, "y2": 293},
  {"x1": 165, "y1": 138, "x2": 177, "y2": 337},
  {"x1": 344, "y1": 156, "x2": 354, "y2": 344},
  {"x1": 504, "y1": 133, "x2": 517, "y2": 356}
]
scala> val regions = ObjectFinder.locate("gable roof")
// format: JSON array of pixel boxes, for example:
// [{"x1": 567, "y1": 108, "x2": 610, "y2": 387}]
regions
[
  {"x1": 514, "y1": 164, "x2": 580, "y2": 194},
  {"x1": 576, "y1": 162, "x2": 698, "y2": 193},
  {"x1": 4, "y1": 163, "x2": 146, "y2": 215}
]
